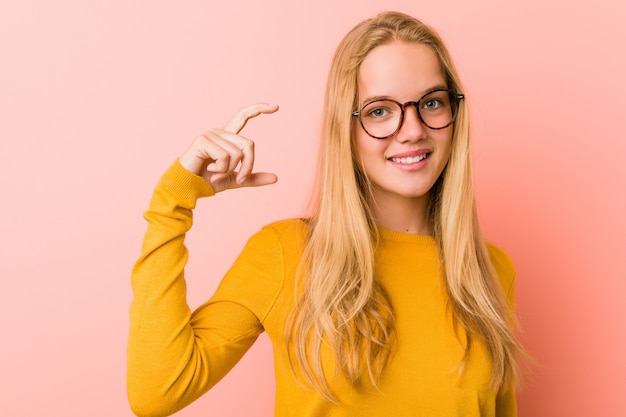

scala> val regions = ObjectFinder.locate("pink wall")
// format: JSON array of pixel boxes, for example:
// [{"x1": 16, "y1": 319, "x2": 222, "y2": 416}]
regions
[{"x1": 1, "y1": 1, "x2": 624, "y2": 416}]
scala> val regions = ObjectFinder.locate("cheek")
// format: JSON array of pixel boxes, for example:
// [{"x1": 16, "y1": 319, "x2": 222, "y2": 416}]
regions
[
  {"x1": 355, "y1": 127, "x2": 388, "y2": 161},
  {"x1": 355, "y1": 139, "x2": 385, "y2": 172},
  {"x1": 354, "y1": 129, "x2": 370, "y2": 164},
  {"x1": 437, "y1": 132, "x2": 453, "y2": 164}
]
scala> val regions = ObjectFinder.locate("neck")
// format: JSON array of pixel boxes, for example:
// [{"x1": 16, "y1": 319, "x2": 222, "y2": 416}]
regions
[{"x1": 369, "y1": 190, "x2": 431, "y2": 235}]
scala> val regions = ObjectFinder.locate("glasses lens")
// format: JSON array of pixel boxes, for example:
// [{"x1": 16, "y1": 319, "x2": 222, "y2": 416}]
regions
[
  {"x1": 359, "y1": 100, "x2": 402, "y2": 139},
  {"x1": 357, "y1": 91, "x2": 461, "y2": 138},
  {"x1": 418, "y1": 90, "x2": 456, "y2": 129}
]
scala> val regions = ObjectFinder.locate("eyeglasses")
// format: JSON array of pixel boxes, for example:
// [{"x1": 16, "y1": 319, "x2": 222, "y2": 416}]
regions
[{"x1": 352, "y1": 89, "x2": 465, "y2": 139}]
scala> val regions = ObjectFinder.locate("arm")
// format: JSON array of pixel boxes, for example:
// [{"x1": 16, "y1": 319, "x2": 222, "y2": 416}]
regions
[
  {"x1": 488, "y1": 243, "x2": 518, "y2": 417},
  {"x1": 496, "y1": 384, "x2": 518, "y2": 417},
  {"x1": 128, "y1": 161, "x2": 229, "y2": 416},
  {"x1": 127, "y1": 104, "x2": 279, "y2": 417}
]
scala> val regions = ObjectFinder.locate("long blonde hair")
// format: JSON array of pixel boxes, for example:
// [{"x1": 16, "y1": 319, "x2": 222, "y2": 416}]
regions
[{"x1": 287, "y1": 11, "x2": 522, "y2": 401}]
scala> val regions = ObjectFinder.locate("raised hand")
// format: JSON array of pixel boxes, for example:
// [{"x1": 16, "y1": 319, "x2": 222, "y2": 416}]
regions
[{"x1": 179, "y1": 103, "x2": 279, "y2": 193}]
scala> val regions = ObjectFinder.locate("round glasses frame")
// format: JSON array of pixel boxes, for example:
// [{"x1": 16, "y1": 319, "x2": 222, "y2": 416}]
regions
[{"x1": 352, "y1": 89, "x2": 465, "y2": 139}]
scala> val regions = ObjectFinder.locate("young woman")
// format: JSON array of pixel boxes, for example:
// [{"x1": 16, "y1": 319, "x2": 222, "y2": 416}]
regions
[{"x1": 128, "y1": 11, "x2": 523, "y2": 417}]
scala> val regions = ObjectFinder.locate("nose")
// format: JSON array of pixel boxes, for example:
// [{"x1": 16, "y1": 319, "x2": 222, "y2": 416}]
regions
[{"x1": 395, "y1": 104, "x2": 426, "y2": 143}]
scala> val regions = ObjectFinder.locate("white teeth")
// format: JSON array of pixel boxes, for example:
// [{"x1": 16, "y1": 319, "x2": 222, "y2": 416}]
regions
[{"x1": 390, "y1": 154, "x2": 427, "y2": 164}]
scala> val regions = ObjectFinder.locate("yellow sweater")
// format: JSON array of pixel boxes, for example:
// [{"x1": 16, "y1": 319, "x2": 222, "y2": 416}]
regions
[{"x1": 128, "y1": 160, "x2": 517, "y2": 417}]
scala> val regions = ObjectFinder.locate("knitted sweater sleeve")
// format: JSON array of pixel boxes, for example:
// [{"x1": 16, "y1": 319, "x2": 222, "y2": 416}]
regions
[
  {"x1": 488, "y1": 243, "x2": 518, "y2": 417},
  {"x1": 127, "y1": 160, "x2": 283, "y2": 417}
]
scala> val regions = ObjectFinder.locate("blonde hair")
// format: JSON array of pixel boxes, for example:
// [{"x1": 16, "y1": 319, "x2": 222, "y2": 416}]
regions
[{"x1": 287, "y1": 11, "x2": 522, "y2": 401}]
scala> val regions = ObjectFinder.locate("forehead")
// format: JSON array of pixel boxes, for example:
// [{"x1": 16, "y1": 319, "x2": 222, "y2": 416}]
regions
[{"x1": 358, "y1": 41, "x2": 445, "y2": 101}]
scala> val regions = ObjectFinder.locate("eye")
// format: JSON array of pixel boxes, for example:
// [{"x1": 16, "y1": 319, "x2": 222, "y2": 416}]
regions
[
  {"x1": 362, "y1": 100, "x2": 398, "y2": 120},
  {"x1": 420, "y1": 91, "x2": 451, "y2": 112},
  {"x1": 422, "y1": 99, "x2": 443, "y2": 110},
  {"x1": 367, "y1": 107, "x2": 389, "y2": 118}
]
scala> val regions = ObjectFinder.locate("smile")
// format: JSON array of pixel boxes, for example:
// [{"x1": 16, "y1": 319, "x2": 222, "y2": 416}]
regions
[{"x1": 389, "y1": 154, "x2": 428, "y2": 164}]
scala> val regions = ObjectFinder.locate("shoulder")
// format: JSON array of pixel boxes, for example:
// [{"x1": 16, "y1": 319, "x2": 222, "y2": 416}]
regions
[
  {"x1": 233, "y1": 219, "x2": 309, "y2": 266},
  {"x1": 217, "y1": 219, "x2": 309, "y2": 323},
  {"x1": 262, "y1": 217, "x2": 310, "y2": 233},
  {"x1": 485, "y1": 242, "x2": 516, "y2": 297},
  {"x1": 213, "y1": 219, "x2": 308, "y2": 321},
  {"x1": 258, "y1": 218, "x2": 310, "y2": 247}
]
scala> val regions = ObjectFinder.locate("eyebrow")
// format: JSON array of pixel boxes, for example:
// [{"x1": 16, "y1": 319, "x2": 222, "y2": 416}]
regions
[{"x1": 360, "y1": 84, "x2": 448, "y2": 105}]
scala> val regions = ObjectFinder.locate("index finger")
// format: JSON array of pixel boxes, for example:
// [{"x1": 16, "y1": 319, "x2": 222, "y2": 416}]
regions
[{"x1": 223, "y1": 103, "x2": 279, "y2": 134}]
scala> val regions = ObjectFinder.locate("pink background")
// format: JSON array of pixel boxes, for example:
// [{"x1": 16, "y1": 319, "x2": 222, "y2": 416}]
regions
[{"x1": 1, "y1": 1, "x2": 625, "y2": 416}]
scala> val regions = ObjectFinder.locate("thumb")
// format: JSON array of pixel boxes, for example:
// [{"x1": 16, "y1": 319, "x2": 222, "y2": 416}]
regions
[{"x1": 237, "y1": 172, "x2": 278, "y2": 188}]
